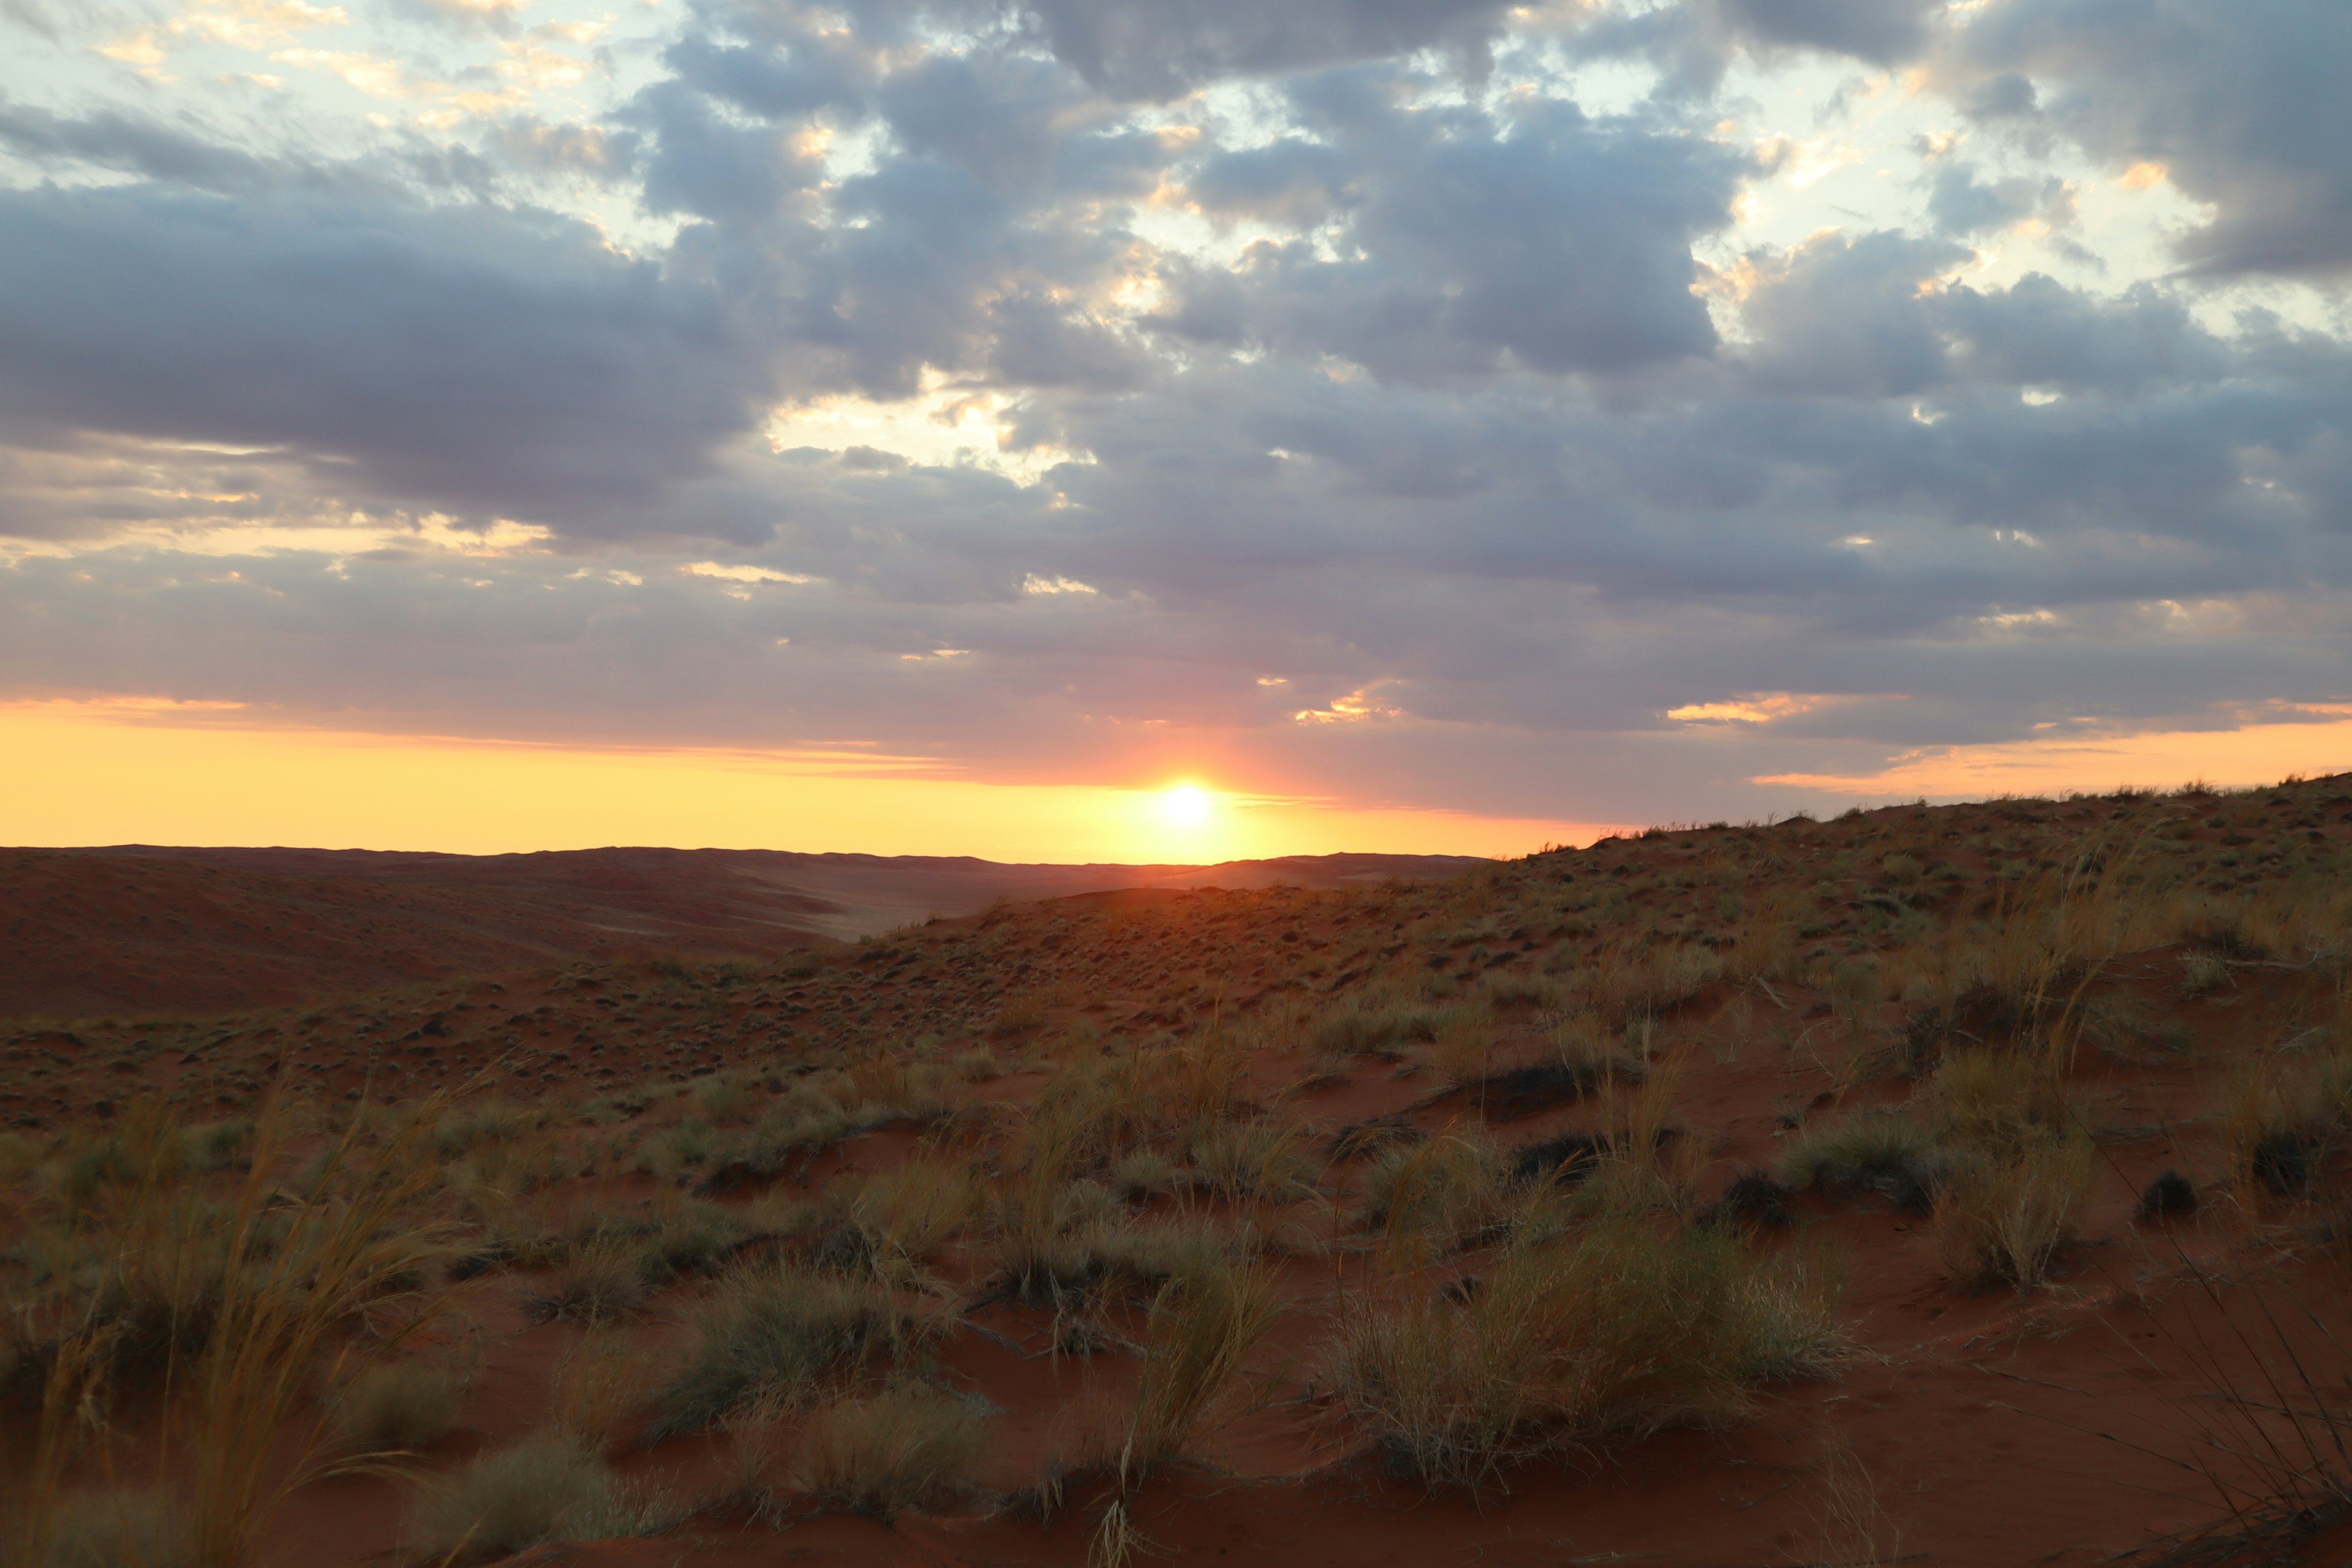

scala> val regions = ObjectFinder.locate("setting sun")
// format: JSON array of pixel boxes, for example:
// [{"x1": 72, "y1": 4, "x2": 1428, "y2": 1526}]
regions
[{"x1": 1158, "y1": 782, "x2": 1215, "y2": 829}]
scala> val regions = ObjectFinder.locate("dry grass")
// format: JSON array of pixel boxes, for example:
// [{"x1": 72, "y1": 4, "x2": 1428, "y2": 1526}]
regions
[
  {"x1": 1932, "y1": 1134, "x2": 2097, "y2": 1289},
  {"x1": 793, "y1": 1382, "x2": 993, "y2": 1518},
  {"x1": 1123, "y1": 1251, "x2": 1283, "y2": 1471},
  {"x1": 654, "y1": 1263, "x2": 921, "y2": 1437},
  {"x1": 410, "y1": 1437, "x2": 647, "y2": 1565},
  {"x1": 333, "y1": 1358, "x2": 466, "y2": 1452},
  {"x1": 1331, "y1": 1217, "x2": 1830, "y2": 1488}
]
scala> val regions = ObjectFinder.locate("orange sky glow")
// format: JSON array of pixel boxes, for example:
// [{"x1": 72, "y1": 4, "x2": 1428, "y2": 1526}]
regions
[{"x1": 0, "y1": 698, "x2": 1614, "y2": 863}]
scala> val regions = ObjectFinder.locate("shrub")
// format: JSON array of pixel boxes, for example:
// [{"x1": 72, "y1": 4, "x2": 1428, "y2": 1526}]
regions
[
  {"x1": 1311, "y1": 1000, "x2": 1453, "y2": 1063},
  {"x1": 1331, "y1": 1219, "x2": 1829, "y2": 1488},
  {"x1": 696, "y1": 1074, "x2": 758, "y2": 1124},
  {"x1": 1934, "y1": 1050, "x2": 2070, "y2": 1153},
  {"x1": 1362, "y1": 1134, "x2": 1509, "y2": 1248},
  {"x1": 334, "y1": 1359, "x2": 465, "y2": 1452},
  {"x1": 2136, "y1": 1168, "x2": 2199, "y2": 1221},
  {"x1": 1932, "y1": 1135, "x2": 2097, "y2": 1288},
  {"x1": 1125, "y1": 1251, "x2": 1283, "y2": 1470},
  {"x1": 410, "y1": 1438, "x2": 644, "y2": 1566},
  {"x1": 1779, "y1": 1112, "x2": 1948, "y2": 1213},
  {"x1": 525, "y1": 1239, "x2": 650, "y2": 1324},
  {"x1": 1188, "y1": 1118, "x2": 1317, "y2": 1204},
  {"x1": 793, "y1": 1383, "x2": 993, "y2": 1518},
  {"x1": 2181, "y1": 951, "x2": 2234, "y2": 996},
  {"x1": 655, "y1": 1265, "x2": 922, "y2": 1437}
]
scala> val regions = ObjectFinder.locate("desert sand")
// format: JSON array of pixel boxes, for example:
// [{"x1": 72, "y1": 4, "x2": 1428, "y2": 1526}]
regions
[{"x1": 6, "y1": 782, "x2": 2351, "y2": 1567}]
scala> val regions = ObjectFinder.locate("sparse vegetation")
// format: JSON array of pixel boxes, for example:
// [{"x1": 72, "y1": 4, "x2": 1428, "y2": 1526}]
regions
[{"x1": 6, "y1": 774, "x2": 2352, "y2": 1564}]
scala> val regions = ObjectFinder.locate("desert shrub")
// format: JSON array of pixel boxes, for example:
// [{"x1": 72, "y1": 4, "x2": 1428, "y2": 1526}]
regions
[
  {"x1": 40, "y1": 1487, "x2": 190, "y2": 1568},
  {"x1": 1332, "y1": 1219, "x2": 1826, "y2": 1488},
  {"x1": 1112, "y1": 1147, "x2": 1182, "y2": 1200},
  {"x1": 2182, "y1": 951, "x2": 2234, "y2": 996},
  {"x1": 654, "y1": 1265, "x2": 918, "y2": 1437},
  {"x1": 1933, "y1": 1134, "x2": 2097, "y2": 1288},
  {"x1": 334, "y1": 1359, "x2": 465, "y2": 1451},
  {"x1": 1592, "y1": 943, "x2": 1723, "y2": 1022},
  {"x1": 1312, "y1": 1000, "x2": 1453, "y2": 1062},
  {"x1": 846, "y1": 1155, "x2": 984, "y2": 1266},
  {"x1": 1482, "y1": 973, "x2": 1565, "y2": 1014},
  {"x1": 695, "y1": 1074, "x2": 758, "y2": 1124},
  {"x1": 1125, "y1": 1251, "x2": 1283, "y2": 1470},
  {"x1": 793, "y1": 1383, "x2": 993, "y2": 1518},
  {"x1": 2136, "y1": 1168, "x2": 2199, "y2": 1221},
  {"x1": 1934, "y1": 1050, "x2": 2071, "y2": 1153},
  {"x1": 1778, "y1": 1111, "x2": 1948, "y2": 1212},
  {"x1": 2223, "y1": 1058, "x2": 2347, "y2": 1204},
  {"x1": 1362, "y1": 1133, "x2": 1509, "y2": 1247},
  {"x1": 411, "y1": 1438, "x2": 645, "y2": 1566},
  {"x1": 524, "y1": 1238, "x2": 649, "y2": 1324},
  {"x1": 631, "y1": 1199, "x2": 752, "y2": 1282},
  {"x1": 1085, "y1": 1216, "x2": 1235, "y2": 1289},
  {"x1": 1187, "y1": 1117, "x2": 1317, "y2": 1204}
]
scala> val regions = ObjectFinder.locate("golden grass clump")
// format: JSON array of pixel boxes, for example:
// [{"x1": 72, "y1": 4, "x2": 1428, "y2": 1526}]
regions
[
  {"x1": 333, "y1": 1358, "x2": 466, "y2": 1452},
  {"x1": 793, "y1": 1382, "x2": 994, "y2": 1518},
  {"x1": 1332, "y1": 1218, "x2": 1836, "y2": 1488},
  {"x1": 655, "y1": 1262, "x2": 924, "y2": 1437},
  {"x1": 1932, "y1": 1134, "x2": 2097, "y2": 1289},
  {"x1": 410, "y1": 1437, "x2": 647, "y2": 1566},
  {"x1": 1122, "y1": 1250, "x2": 1283, "y2": 1471}
]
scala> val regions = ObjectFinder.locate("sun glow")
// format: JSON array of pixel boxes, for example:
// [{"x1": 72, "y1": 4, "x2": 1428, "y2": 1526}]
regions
[
  {"x1": 0, "y1": 699, "x2": 1599, "y2": 860},
  {"x1": 1159, "y1": 782, "x2": 1215, "y2": 830}
]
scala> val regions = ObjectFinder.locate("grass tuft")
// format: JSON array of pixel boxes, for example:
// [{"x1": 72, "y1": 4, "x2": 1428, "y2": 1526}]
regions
[{"x1": 793, "y1": 1383, "x2": 993, "y2": 1518}]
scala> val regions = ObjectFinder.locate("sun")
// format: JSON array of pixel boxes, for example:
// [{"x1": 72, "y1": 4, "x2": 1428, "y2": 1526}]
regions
[{"x1": 1159, "y1": 782, "x2": 1214, "y2": 829}]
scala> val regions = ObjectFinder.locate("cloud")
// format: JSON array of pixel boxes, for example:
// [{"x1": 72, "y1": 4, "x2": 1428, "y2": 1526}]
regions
[
  {"x1": 1012, "y1": 0, "x2": 1512, "y2": 100},
  {"x1": 1948, "y1": 0, "x2": 2352, "y2": 276},
  {"x1": 4, "y1": 0, "x2": 2352, "y2": 835},
  {"x1": 1158, "y1": 88, "x2": 1748, "y2": 379},
  {"x1": 0, "y1": 184, "x2": 772, "y2": 537}
]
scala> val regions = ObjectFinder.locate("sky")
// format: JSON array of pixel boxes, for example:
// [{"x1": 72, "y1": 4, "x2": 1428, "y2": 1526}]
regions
[{"x1": 3, "y1": 0, "x2": 2351, "y2": 861}]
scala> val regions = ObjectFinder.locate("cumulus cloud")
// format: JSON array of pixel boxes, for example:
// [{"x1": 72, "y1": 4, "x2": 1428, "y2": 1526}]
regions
[
  {"x1": 1947, "y1": 0, "x2": 2352, "y2": 276},
  {"x1": 2, "y1": 0, "x2": 2351, "y2": 826}
]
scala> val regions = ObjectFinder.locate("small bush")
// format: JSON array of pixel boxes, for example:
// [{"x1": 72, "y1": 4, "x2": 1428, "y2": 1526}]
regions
[
  {"x1": 1332, "y1": 1218, "x2": 1830, "y2": 1488},
  {"x1": 1933, "y1": 1136, "x2": 2096, "y2": 1289},
  {"x1": 793, "y1": 1383, "x2": 993, "y2": 1517},
  {"x1": 1311, "y1": 1000, "x2": 1453, "y2": 1062},
  {"x1": 1188, "y1": 1118, "x2": 1317, "y2": 1204},
  {"x1": 2181, "y1": 951, "x2": 2234, "y2": 996},
  {"x1": 411, "y1": 1438, "x2": 645, "y2": 1566},
  {"x1": 1362, "y1": 1134, "x2": 1509, "y2": 1246},
  {"x1": 654, "y1": 1265, "x2": 914, "y2": 1436},
  {"x1": 1125, "y1": 1251, "x2": 1284, "y2": 1469},
  {"x1": 2136, "y1": 1168, "x2": 2199, "y2": 1221},
  {"x1": 334, "y1": 1359, "x2": 465, "y2": 1451},
  {"x1": 1779, "y1": 1112, "x2": 1948, "y2": 1213},
  {"x1": 525, "y1": 1239, "x2": 650, "y2": 1324},
  {"x1": 696, "y1": 1075, "x2": 758, "y2": 1124}
]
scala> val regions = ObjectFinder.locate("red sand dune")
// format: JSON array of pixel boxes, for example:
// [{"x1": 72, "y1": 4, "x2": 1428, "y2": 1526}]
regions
[{"x1": 0, "y1": 845, "x2": 1480, "y2": 1020}]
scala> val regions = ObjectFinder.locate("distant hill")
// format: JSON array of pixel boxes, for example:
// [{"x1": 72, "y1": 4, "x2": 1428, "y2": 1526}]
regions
[{"x1": 0, "y1": 843, "x2": 1483, "y2": 1020}]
